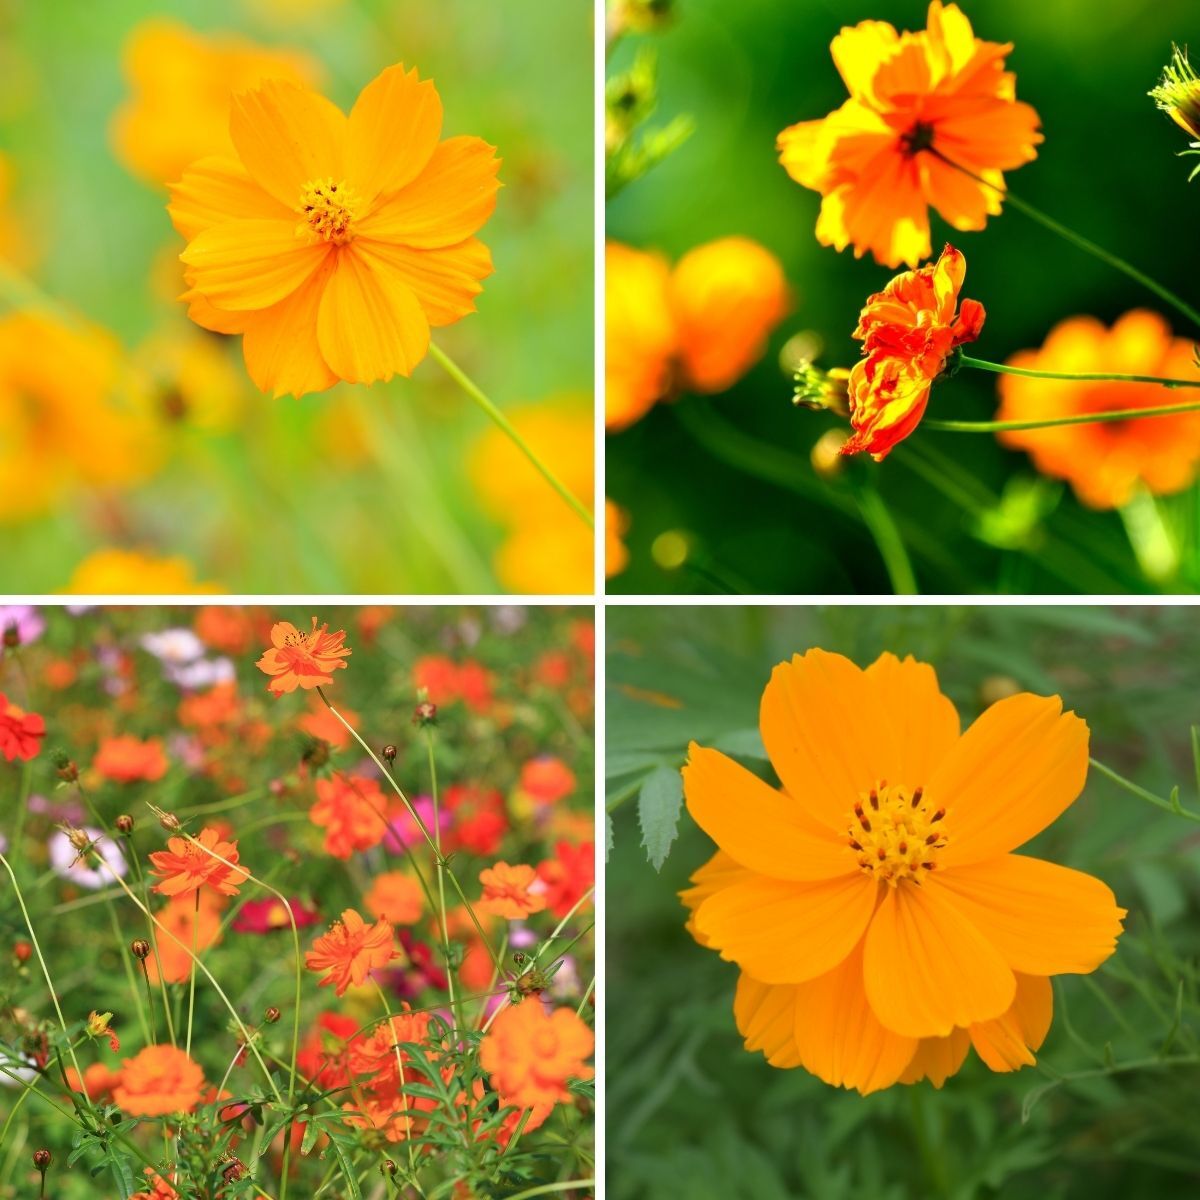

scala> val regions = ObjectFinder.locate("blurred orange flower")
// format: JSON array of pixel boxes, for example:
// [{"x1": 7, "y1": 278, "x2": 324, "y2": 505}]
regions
[
  {"x1": 64, "y1": 550, "x2": 219, "y2": 595},
  {"x1": 145, "y1": 893, "x2": 224, "y2": 985},
  {"x1": 0, "y1": 694, "x2": 44, "y2": 762},
  {"x1": 306, "y1": 909, "x2": 396, "y2": 996},
  {"x1": 298, "y1": 699, "x2": 361, "y2": 749},
  {"x1": 149, "y1": 826, "x2": 249, "y2": 898},
  {"x1": 94, "y1": 735, "x2": 169, "y2": 784},
  {"x1": 605, "y1": 499, "x2": 630, "y2": 578},
  {"x1": 777, "y1": 2, "x2": 1042, "y2": 268},
  {"x1": 64, "y1": 1062, "x2": 122, "y2": 1104},
  {"x1": 520, "y1": 756, "x2": 576, "y2": 805},
  {"x1": 310, "y1": 775, "x2": 387, "y2": 860},
  {"x1": 479, "y1": 861, "x2": 547, "y2": 919},
  {"x1": 995, "y1": 310, "x2": 1200, "y2": 508},
  {"x1": 257, "y1": 617, "x2": 351, "y2": 696},
  {"x1": 536, "y1": 841, "x2": 595, "y2": 920},
  {"x1": 364, "y1": 871, "x2": 424, "y2": 925},
  {"x1": 844, "y1": 244, "x2": 984, "y2": 460},
  {"x1": 168, "y1": 65, "x2": 500, "y2": 397},
  {"x1": 112, "y1": 1044, "x2": 206, "y2": 1117},
  {"x1": 606, "y1": 238, "x2": 789, "y2": 430}
]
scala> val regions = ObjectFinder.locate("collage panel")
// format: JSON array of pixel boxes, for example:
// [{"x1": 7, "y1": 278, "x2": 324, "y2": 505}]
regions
[
  {"x1": 606, "y1": 603, "x2": 1200, "y2": 1196},
  {"x1": 0, "y1": 604, "x2": 595, "y2": 1197}
]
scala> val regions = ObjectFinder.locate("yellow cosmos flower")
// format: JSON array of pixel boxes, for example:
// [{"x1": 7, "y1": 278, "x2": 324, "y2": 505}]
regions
[
  {"x1": 64, "y1": 550, "x2": 222, "y2": 595},
  {"x1": 131, "y1": 327, "x2": 246, "y2": 432},
  {"x1": 681, "y1": 649, "x2": 1125, "y2": 1094},
  {"x1": 168, "y1": 64, "x2": 501, "y2": 399}
]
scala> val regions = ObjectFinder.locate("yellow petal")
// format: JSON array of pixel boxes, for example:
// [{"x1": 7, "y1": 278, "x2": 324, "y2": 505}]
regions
[
  {"x1": 346, "y1": 64, "x2": 442, "y2": 206},
  {"x1": 863, "y1": 881, "x2": 1014, "y2": 1037},
  {"x1": 830, "y1": 19, "x2": 900, "y2": 98},
  {"x1": 863, "y1": 652, "x2": 961, "y2": 784},
  {"x1": 968, "y1": 972, "x2": 1052, "y2": 1073},
  {"x1": 897, "y1": 1028, "x2": 971, "y2": 1087},
  {"x1": 933, "y1": 854, "x2": 1125, "y2": 975},
  {"x1": 692, "y1": 871, "x2": 877, "y2": 985},
  {"x1": 682, "y1": 743, "x2": 856, "y2": 882},
  {"x1": 181, "y1": 219, "x2": 329, "y2": 311},
  {"x1": 734, "y1": 975, "x2": 802, "y2": 1068},
  {"x1": 351, "y1": 236, "x2": 492, "y2": 327},
  {"x1": 168, "y1": 156, "x2": 291, "y2": 242},
  {"x1": 181, "y1": 288, "x2": 248, "y2": 335},
  {"x1": 926, "y1": 693, "x2": 1089, "y2": 866},
  {"x1": 316, "y1": 246, "x2": 430, "y2": 383}
]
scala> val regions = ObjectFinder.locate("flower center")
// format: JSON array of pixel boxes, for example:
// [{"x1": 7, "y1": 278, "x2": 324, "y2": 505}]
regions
[
  {"x1": 298, "y1": 178, "x2": 359, "y2": 244},
  {"x1": 900, "y1": 120, "x2": 936, "y2": 157},
  {"x1": 846, "y1": 780, "x2": 947, "y2": 886}
]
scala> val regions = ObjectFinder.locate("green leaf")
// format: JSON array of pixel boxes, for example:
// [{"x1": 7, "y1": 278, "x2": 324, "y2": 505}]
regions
[{"x1": 638, "y1": 765, "x2": 684, "y2": 871}]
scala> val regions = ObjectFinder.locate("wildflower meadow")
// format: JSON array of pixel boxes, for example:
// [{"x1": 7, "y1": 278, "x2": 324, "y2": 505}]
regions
[
  {"x1": 606, "y1": 604, "x2": 1200, "y2": 1198},
  {"x1": 0, "y1": 604, "x2": 595, "y2": 1198}
]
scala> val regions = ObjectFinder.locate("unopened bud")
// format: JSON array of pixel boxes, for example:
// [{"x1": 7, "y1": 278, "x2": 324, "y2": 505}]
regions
[
  {"x1": 3, "y1": 623, "x2": 20, "y2": 649},
  {"x1": 382, "y1": 744, "x2": 397, "y2": 763},
  {"x1": 53, "y1": 751, "x2": 78, "y2": 783},
  {"x1": 381, "y1": 1159, "x2": 398, "y2": 1178},
  {"x1": 302, "y1": 740, "x2": 330, "y2": 769},
  {"x1": 33, "y1": 1149, "x2": 50, "y2": 1170},
  {"x1": 13, "y1": 941, "x2": 31, "y2": 963},
  {"x1": 131, "y1": 939, "x2": 151, "y2": 961},
  {"x1": 115, "y1": 814, "x2": 135, "y2": 835},
  {"x1": 264, "y1": 1006, "x2": 281, "y2": 1024},
  {"x1": 412, "y1": 701, "x2": 437, "y2": 727},
  {"x1": 158, "y1": 811, "x2": 180, "y2": 833},
  {"x1": 222, "y1": 1159, "x2": 246, "y2": 1184},
  {"x1": 810, "y1": 428, "x2": 850, "y2": 481}
]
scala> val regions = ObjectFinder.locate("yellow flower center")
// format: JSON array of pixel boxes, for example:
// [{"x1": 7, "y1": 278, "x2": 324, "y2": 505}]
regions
[
  {"x1": 846, "y1": 781, "x2": 947, "y2": 886},
  {"x1": 298, "y1": 178, "x2": 359, "y2": 245}
]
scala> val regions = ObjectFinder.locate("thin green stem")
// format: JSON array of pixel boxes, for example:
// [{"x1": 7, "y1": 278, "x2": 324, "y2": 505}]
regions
[
  {"x1": 576, "y1": 976, "x2": 596, "y2": 1016},
  {"x1": 960, "y1": 354, "x2": 1200, "y2": 391},
  {"x1": 851, "y1": 482, "x2": 919, "y2": 594},
  {"x1": 424, "y1": 728, "x2": 458, "y2": 1033},
  {"x1": 503, "y1": 1181, "x2": 595, "y2": 1200},
  {"x1": 428, "y1": 341, "x2": 594, "y2": 531},
  {"x1": 370, "y1": 978, "x2": 417, "y2": 1179},
  {"x1": 185, "y1": 889, "x2": 199, "y2": 1058},
  {"x1": 106, "y1": 897, "x2": 152, "y2": 1045},
  {"x1": 11, "y1": 758, "x2": 32, "y2": 862},
  {"x1": 1089, "y1": 756, "x2": 1200, "y2": 823}
]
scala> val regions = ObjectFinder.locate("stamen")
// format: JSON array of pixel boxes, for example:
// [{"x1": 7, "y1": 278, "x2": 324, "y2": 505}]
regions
[{"x1": 844, "y1": 781, "x2": 948, "y2": 888}]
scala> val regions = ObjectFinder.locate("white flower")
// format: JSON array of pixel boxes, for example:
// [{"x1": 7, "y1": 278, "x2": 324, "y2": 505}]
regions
[
  {"x1": 48, "y1": 826, "x2": 127, "y2": 890},
  {"x1": 140, "y1": 629, "x2": 206, "y2": 665}
]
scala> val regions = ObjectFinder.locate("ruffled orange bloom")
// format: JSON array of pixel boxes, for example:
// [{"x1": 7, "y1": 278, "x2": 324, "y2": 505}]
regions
[
  {"x1": 256, "y1": 617, "x2": 351, "y2": 696},
  {"x1": 310, "y1": 774, "x2": 387, "y2": 859},
  {"x1": 145, "y1": 892, "x2": 224, "y2": 985},
  {"x1": 112, "y1": 1045, "x2": 206, "y2": 1116},
  {"x1": 478, "y1": 862, "x2": 547, "y2": 919},
  {"x1": 995, "y1": 310, "x2": 1200, "y2": 508},
  {"x1": 681, "y1": 648, "x2": 1126, "y2": 1095},
  {"x1": 843, "y1": 244, "x2": 984, "y2": 459},
  {"x1": 606, "y1": 238, "x2": 789, "y2": 430},
  {"x1": 777, "y1": 2, "x2": 1042, "y2": 268},
  {"x1": 479, "y1": 1001, "x2": 594, "y2": 1132},
  {"x1": 94, "y1": 735, "x2": 169, "y2": 784},
  {"x1": 364, "y1": 871, "x2": 424, "y2": 925},
  {"x1": 149, "y1": 826, "x2": 249, "y2": 898},
  {"x1": 0, "y1": 694, "x2": 44, "y2": 762},
  {"x1": 520, "y1": 756, "x2": 576, "y2": 805},
  {"x1": 305, "y1": 909, "x2": 396, "y2": 996},
  {"x1": 168, "y1": 65, "x2": 501, "y2": 397}
]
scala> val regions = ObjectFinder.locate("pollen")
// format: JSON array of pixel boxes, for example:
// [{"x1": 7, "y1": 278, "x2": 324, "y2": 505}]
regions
[
  {"x1": 297, "y1": 178, "x2": 359, "y2": 245},
  {"x1": 846, "y1": 781, "x2": 947, "y2": 886}
]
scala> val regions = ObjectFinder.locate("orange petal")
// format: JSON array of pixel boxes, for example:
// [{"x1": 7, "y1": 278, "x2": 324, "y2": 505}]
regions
[
  {"x1": 692, "y1": 871, "x2": 877, "y2": 985},
  {"x1": 351, "y1": 236, "x2": 492, "y2": 328},
  {"x1": 357, "y1": 136, "x2": 500, "y2": 249},
  {"x1": 230, "y1": 80, "x2": 347, "y2": 208},
  {"x1": 682, "y1": 743, "x2": 857, "y2": 882},
  {"x1": 926, "y1": 693, "x2": 1089, "y2": 866},
  {"x1": 897, "y1": 1027, "x2": 971, "y2": 1087},
  {"x1": 933, "y1": 855, "x2": 1124, "y2": 975},
  {"x1": 863, "y1": 653, "x2": 960, "y2": 784},
  {"x1": 734, "y1": 975, "x2": 802, "y2": 1068},
  {"x1": 181, "y1": 288, "x2": 248, "y2": 335},
  {"x1": 968, "y1": 972, "x2": 1052, "y2": 1072},
  {"x1": 680, "y1": 850, "x2": 749, "y2": 948},
  {"x1": 863, "y1": 881, "x2": 1014, "y2": 1037},
  {"x1": 180, "y1": 219, "x2": 330, "y2": 311},
  {"x1": 316, "y1": 247, "x2": 430, "y2": 383},
  {"x1": 918, "y1": 155, "x2": 1002, "y2": 233},
  {"x1": 791, "y1": 942, "x2": 917, "y2": 1094},
  {"x1": 168, "y1": 156, "x2": 292, "y2": 242},
  {"x1": 346, "y1": 64, "x2": 442, "y2": 206}
]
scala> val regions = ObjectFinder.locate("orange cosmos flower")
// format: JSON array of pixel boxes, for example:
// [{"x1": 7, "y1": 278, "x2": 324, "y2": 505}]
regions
[
  {"x1": 94, "y1": 735, "x2": 169, "y2": 784},
  {"x1": 256, "y1": 617, "x2": 351, "y2": 696},
  {"x1": 130, "y1": 1167, "x2": 180, "y2": 1200},
  {"x1": 681, "y1": 648, "x2": 1125, "y2": 1094},
  {"x1": 149, "y1": 826, "x2": 249, "y2": 899},
  {"x1": 145, "y1": 892, "x2": 224, "y2": 986},
  {"x1": 777, "y1": 2, "x2": 1042, "y2": 268},
  {"x1": 168, "y1": 65, "x2": 501, "y2": 397},
  {"x1": 65, "y1": 1061, "x2": 123, "y2": 1104},
  {"x1": 995, "y1": 310, "x2": 1200, "y2": 508},
  {"x1": 112, "y1": 1045, "x2": 206, "y2": 1117},
  {"x1": 606, "y1": 238, "x2": 789, "y2": 430},
  {"x1": 479, "y1": 1001, "x2": 594, "y2": 1132},
  {"x1": 310, "y1": 774, "x2": 387, "y2": 860},
  {"x1": 364, "y1": 871, "x2": 424, "y2": 925},
  {"x1": 843, "y1": 243, "x2": 984, "y2": 460},
  {"x1": 305, "y1": 909, "x2": 396, "y2": 996},
  {"x1": 479, "y1": 862, "x2": 547, "y2": 919},
  {"x1": 0, "y1": 694, "x2": 45, "y2": 762}
]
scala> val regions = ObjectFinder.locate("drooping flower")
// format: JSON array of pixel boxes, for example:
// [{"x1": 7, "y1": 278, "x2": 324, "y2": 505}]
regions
[
  {"x1": 168, "y1": 64, "x2": 501, "y2": 397},
  {"x1": 310, "y1": 775, "x2": 387, "y2": 860},
  {"x1": 994, "y1": 310, "x2": 1200, "y2": 508},
  {"x1": 843, "y1": 243, "x2": 984, "y2": 459},
  {"x1": 478, "y1": 862, "x2": 547, "y2": 919},
  {"x1": 777, "y1": 2, "x2": 1042, "y2": 268},
  {"x1": 681, "y1": 648, "x2": 1125, "y2": 1094},
  {"x1": 149, "y1": 826, "x2": 249, "y2": 898},
  {"x1": 364, "y1": 871, "x2": 424, "y2": 925},
  {"x1": 0, "y1": 694, "x2": 44, "y2": 762},
  {"x1": 112, "y1": 1045, "x2": 207, "y2": 1116},
  {"x1": 305, "y1": 909, "x2": 396, "y2": 996},
  {"x1": 256, "y1": 618, "x2": 351, "y2": 696},
  {"x1": 94, "y1": 735, "x2": 170, "y2": 784},
  {"x1": 64, "y1": 550, "x2": 220, "y2": 595},
  {"x1": 145, "y1": 893, "x2": 225, "y2": 985}
]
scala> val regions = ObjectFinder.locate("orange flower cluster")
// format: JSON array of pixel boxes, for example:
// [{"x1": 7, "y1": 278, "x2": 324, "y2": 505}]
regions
[
  {"x1": 412, "y1": 655, "x2": 494, "y2": 712},
  {"x1": 149, "y1": 826, "x2": 249, "y2": 899},
  {"x1": 305, "y1": 909, "x2": 396, "y2": 996},
  {"x1": 93, "y1": 734, "x2": 169, "y2": 783},
  {"x1": 478, "y1": 861, "x2": 547, "y2": 919},
  {"x1": 0, "y1": 693, "x2": 45, "y2": 762},
  {"x1": 310, "y1": 774, "x2": 387, "y2": 859},
  {"x1": 256, "y1": 618, "x2": 351, "y2": 696},
  {"x1": 112, "y1": 1044, "x2": 207, "y2": 1117}
]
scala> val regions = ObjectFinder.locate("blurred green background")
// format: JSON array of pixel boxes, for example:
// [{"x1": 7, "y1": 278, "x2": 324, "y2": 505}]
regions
[
  {"x1": 607, "y1": 0, "x2": 1200, "y2": 594},
  {"x1": 0, "y1": 0, "x2": 593, "y2": 593},
  {"x1": 607, "y1": 604, "x2": 1200, "y2": 1198}
]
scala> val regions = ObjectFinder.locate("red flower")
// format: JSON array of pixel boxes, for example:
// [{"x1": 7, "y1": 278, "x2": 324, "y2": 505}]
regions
[
  {"x1": 231, "y1": 896, "x2": 320, "y2": 934},
  {"x1": 536, "y1": 841, "x2": 595, "y2": 920},
  {"x1": 0, "y1": 693, "x2": 44, "y2": 762}
]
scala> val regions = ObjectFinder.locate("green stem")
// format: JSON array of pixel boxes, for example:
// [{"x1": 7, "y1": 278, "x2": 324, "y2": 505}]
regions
[
  {"x1": 503, "y1": 1181, "x2": 595, "y2": 1200},
  {"x1": 370, "y1": 979, "x2": 417, "y2": 1179},
  {"x1": 428, "y1": 342, "x2": 594, "y2": 531},
  {"x1": 851, "y1": 483, "x2": 919, "y2": 594},
  {"x1": 11, "y1": 758, "x2": 32, "y2": 862},
  {"x1": 1089, "y1": 756, "x2": 1200, "y2": 823},
  {"x1": 185, "y1": 889, "x2": 199, "y2": 1058},
  {"x1": 424, "y1": 728, "x2": 459, "y2": 1034},
  {"x1": 908, "y1": 1088, "x2": 950, "y2": 1197},
  {"x1": 960, "y1": 352, "x2": 1200, "y2": 390}
]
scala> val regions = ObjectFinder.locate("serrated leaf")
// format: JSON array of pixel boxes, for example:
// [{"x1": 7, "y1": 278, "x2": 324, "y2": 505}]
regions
[{"x1": 638, "y1": 765, "x2": 684, "y2": 871}]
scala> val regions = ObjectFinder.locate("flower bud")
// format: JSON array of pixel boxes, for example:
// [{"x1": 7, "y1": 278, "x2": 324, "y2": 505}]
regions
[
  {"x1": 302, "y1": 740, "x2": 330, "y2": 769},
  {"x1": 158, "y1": 811, "x2": 180, "y2": 833},
  {"x1": 13, "y1": 941, "x2": 31, "y2": 963},
  {"x1": 412, "y1": 701, "x2": 437, "y2": 727},
  {"x1": 3, "y1": 622, "x2": 20, "y2": 649},
  {"x1": 131, "y1": 939, "x2": 151, "y2": 960},
  {"x1": 810, "y1": 429, "x2": 851, "y2": 481},
  {"x1": 115, "y1": 814, "x2": 134, "y2": 835},
  {"x1": 264, "y1": 1006, "x2": 281, "y2": 1024},
  {"x1": 381, "y1": 1159, "x2": 398, "y2": 1178},
  {"x1": 33, "y1": 1149, "x2": 51, "y2": 1170},
  {"x1": 382, "y1": 744, "x2": 397, "y2": 763}
]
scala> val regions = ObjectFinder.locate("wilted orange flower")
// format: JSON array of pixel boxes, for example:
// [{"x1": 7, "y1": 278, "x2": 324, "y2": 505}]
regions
[
  {"x1": 777, "y1": 2, "x2": 1042, "y2": 268},
  {"x1": 306, "y1": 909, "x2": 396, "y2": 996},
  {"x1": 94, "y1": 735, "x2": 169, "y2": 784},
  {"x1": 364, "y1": 871, "x2": 424, "y2": 925},
  {"x1": 843, "y1": 244, "x2": 984, "y2": 459},
  {"x1": 606, "y1": 238, "x2": 789, "y2": 430},
  {"x1": 112, "y1": 1045, "x2": 206, "y2": 1117},
  {"x1": 64, "y1": 549, "x2": 220, "y2": 595},
  {"x1": 168, "y1": 64, "x2": 501, "y2": 397},
  {"x1": 479, "y1": 862, "x2": 547, "y2": 919},
  {"x1": 310, "y1": 775, "x2": 387, "y2": 860},
  {"x1": 257, "y1": 617, "x2": 351, "y2": 696},
  {"x1": 0, "y1": 694, "x2": 45, "y2": 762},
  {"x1": 149, "y1": 826, "x2": 249, "y2": 898},
  {"x1": 995, "y1": 310, "x2": 1200, "y2": 508},
  {"x1": 479, "y1": 1001, "x2": 594, "y2": 1132},
  {"x1": 681, "y1": 648, "x2": 1125, "y2": 1094}
]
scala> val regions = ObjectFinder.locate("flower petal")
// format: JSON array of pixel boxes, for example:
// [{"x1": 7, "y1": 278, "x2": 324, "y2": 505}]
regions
[
  {"x1": 316, "y1": 246, "x2": 431, "y2": 383},
  {"x1": 181, "y1": 288, "x2": 249, "y2": 335},
  {"x1": 180, "y1": 219, "x2": 330, "y2": 310},
  {"x1": 351, "y1": 236, "x2": 493, "y2": 327},
  {"x1": 968, "y1": 972, "x2": 1052, "y2": 1072},
  {"x1": 682, "y1": 743, "x2": 856, "y2": 882},
  {"x1": 933, "y1": 854, "x2": 1125, "y2": 975},
  {"x1": 692, "y1": 871, "x2": 878, "y2": 985},
  {"x1": 168, "y1": 156, "x2": 292, "y2": 242},
  {"x1": 863, "y1": 652, "x2": 961, "y2": 784},
  {"x1": 897, "y1": 1028, "x2": 971, "y2": 1087},
  {"x1": 733, "y1": 975, "x2": 802, "y2": 1068},
  {"x1": 926, "y1": 693, "x2": 1089, "y2": 866},
  {"x1": 863, "y1": 881, "x2": 1014, "y2": 1037},
  {"x1": 830, "y1": 20, "x2": 901, "y2": 98},
  {"x1": 680, "y1": 850, "x2": 750, "y2": 948}
]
